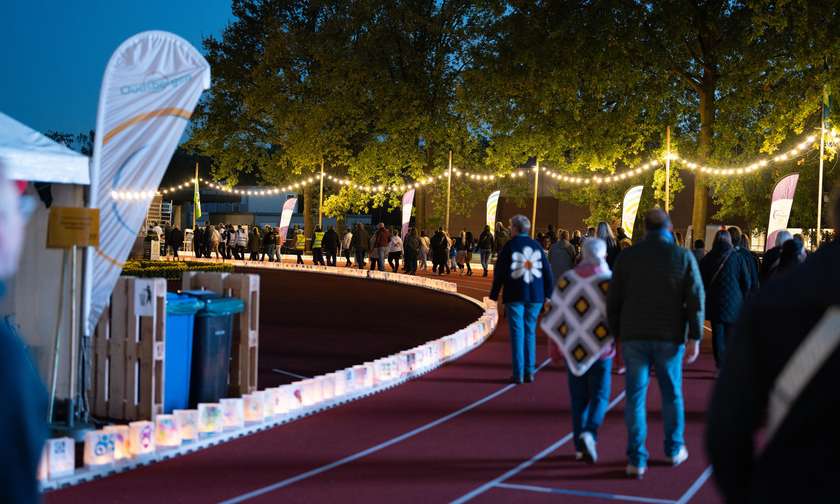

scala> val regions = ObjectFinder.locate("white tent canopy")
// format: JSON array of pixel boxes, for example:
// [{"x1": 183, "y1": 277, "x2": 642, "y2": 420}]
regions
[{"x1": 0, "y1": 112, "x2": 90, "y2": 185}]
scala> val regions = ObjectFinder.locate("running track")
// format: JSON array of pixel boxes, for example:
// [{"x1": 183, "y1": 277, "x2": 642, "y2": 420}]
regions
[{"x1": 47, "y1": 262, "x2": 723, "y2": 503}]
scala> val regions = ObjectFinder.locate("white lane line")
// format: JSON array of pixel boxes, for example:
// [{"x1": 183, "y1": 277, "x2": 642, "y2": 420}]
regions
[
  {"x1": 271, "y1": 369, "x2": 311, "y2": 380},
  {"x1": 495, "y1": 482, "x2": 677, "y2": 504},
  {"x1": 450, "y1": 390, "x2": 627, "y2": 504},
  {"x1": 219, "y1": 359, "x2": 552, "y2": 504},
  {"x1": 675, "y1": 466, "x2": 713, "y2": 504}
]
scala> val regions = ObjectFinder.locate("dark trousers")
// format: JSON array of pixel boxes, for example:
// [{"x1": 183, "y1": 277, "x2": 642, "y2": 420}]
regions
[
  {"x1": 388, "y1": 252, "x2": 401, "y2": 272},
  {"x1": 325, "y1": 249, "x2": 337, "y2": 266},
  {"x1": 343, "y1": 249, "x2": 352, "y2": 266},
  {"x1": 404, "y1": 253, "x2": 418, "y2": 275},
  {"x1": 568, "y1": 358, "x2": 612, "y2": 451},
  {"x1": 170, "y1": 245, "x2": 179, "y2": 258},
  {"x1": 313, "y1": 248, "x2": 325, "y2": 265},
  {"x1": 355, "y1": 248, "x2": 366, "y2": 269},
  {"x1": 296, "y1": 251, "x2": 304, "y2": 264},
  {"x1": 711, "y1": 321, "x2": 735, "y2": 369}
]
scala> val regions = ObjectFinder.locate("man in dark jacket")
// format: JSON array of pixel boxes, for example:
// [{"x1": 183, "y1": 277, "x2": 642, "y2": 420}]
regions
[
  {"x1": 193, "y1": 225, "x2": 205, "y2": 259},
  {"x1": 760, "y1": 229, "x2": 792, "y2": 283},
  {"x1": 403, "y1": 228, "x2": 421, "y2": 275},
  {"x1": 430, "y1": 228, "x2": 449, "y2": 275},
  {"x1": 489, "y1": 215, "x2": 554, "y2": 384},
  {"x1": 322, "y1": 226, "x2": 340, "y2": 266},
  {"x1": 350, "y1": 223, "x2": 370, "y2": 269},
  {"x1": 728, "y1": 227, "x2": 758, "y2": 292},
  {"x1": 707, "y1": 195, "x2": 840, "y2": 503},
  {"x1": 169, "y1": 226, "x2": 184, "y2": 259},
  {"x1": 548, "y1": 229, "x2": 577, "y2": 279},
  {"x1": 262, "y1": 225, "x2": 277, "y2": 262},
  {"x1": 607, "y1": 209, "x2": 704, "y2": 479}
]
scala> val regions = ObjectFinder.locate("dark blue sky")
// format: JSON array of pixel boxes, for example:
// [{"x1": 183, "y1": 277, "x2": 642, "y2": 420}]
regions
[{"x1": 1, "y1": 0, "x2": 233, "y2": 135}]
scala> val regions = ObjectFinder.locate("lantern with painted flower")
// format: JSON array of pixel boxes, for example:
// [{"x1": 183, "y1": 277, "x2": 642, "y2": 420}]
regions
[
  {"x1": 174, "y1": 409, "x2": 199, "y2": 441},
  {"x1": 103, "y1": 425, "x2": 130, "y2": 460},
  {"x1": 83, "y1": 430, "x2": 115, "y2": 467},
  {"x1": 198, "y1": 403, "x2": 224, "y2": 435},
  {"x1": 220, "y1": 398, "x2": 245, "y2": 429},
  {"x1": 155, "y1": 414, "x2": 182, "y2": 447},
  {"x1": 243, "y1": 391, "x2": 266, "y2": 422},
  {"x1": 128, "y1": 421, "x2": 156, "y2": 456},
  {"x1": 267, "y1": 387, "x2": 284, "y2": 417}
]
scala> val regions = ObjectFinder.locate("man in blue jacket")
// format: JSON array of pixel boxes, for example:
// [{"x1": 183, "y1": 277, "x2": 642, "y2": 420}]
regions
[{"x1": 490, "y1": 215, "x2": 554, "y2": 384}]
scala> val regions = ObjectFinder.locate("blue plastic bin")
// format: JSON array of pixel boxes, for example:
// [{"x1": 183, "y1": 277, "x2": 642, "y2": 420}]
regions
[{"x1": 164, "y1": 293, "x2": 204, "y2": 413}]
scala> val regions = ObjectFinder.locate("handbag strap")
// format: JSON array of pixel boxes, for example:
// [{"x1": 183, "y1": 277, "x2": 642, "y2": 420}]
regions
[{"x1": 710, "y1": 249, "x2": 734, "y2": 286}]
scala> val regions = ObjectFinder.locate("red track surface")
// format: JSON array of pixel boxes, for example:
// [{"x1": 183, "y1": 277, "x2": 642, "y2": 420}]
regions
[{"x1": 47, "y1": 265, "x2": 723, "y2": 503}]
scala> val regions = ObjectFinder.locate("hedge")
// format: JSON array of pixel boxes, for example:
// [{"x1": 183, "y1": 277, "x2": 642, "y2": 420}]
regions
[{"x1": 121, "y1": 260, "x2": 234, "y2": 280}]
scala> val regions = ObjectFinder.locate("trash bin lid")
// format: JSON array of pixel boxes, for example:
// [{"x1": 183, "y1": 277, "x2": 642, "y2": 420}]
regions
[
  {"x1": 180, "y1": 289, "x2": 222, "y2": 300},
  {"x1": 166, "y1": 293, "x2": 205, "y2": 315},
  {"x1": 198, "y1": 297, "x2": 245, "y2": 316}
]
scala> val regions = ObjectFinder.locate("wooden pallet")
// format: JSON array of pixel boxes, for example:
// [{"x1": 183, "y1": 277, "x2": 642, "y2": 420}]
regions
[
  {"x1": 182, "y1": 272, "x2": 260, "y2": 397},
  {"x1": 89, "y1": 277, "x2": 166, "y2": 421}
]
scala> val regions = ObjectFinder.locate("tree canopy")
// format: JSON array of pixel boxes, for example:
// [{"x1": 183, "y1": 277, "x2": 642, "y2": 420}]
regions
[{"x1": 188, "y1": 0, "x2": 840, "y2": 237}]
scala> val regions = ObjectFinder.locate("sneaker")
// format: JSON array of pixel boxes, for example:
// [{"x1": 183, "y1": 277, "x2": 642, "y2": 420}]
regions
[
  {"x1": 575, "y1": 451, "x2": 584, "y2": 461},
  {"x1": 667, "y1": 446, "x2": 689, "y2": 467},
  {"x1": 524, "y1": 374, "x2": 534, "y2": 383},
  {"x1": 617, "y1": 366, "x2": 626, "y2": 375},
  {"x1": 626, "y1": 464, "x2": 646, "y2": 479},
  {"x1": 579, "y1": 432, "x2": 598, "y2": 464}
]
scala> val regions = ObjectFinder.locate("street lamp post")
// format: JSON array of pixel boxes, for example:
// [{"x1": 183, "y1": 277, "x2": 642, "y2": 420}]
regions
[{"x1": 531, "y1": 158, "x2": 540, "y2": 238}]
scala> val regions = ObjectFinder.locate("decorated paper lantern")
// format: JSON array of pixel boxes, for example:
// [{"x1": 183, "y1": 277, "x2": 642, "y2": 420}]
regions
[
  {"x1": 243, "y1": 391, "x2": 266, "y2": 422},
  {"x1": 155, "y1": 415, "x2": 182, "y2": 447},
  {"x1": 198, "y1": 403, "x2": 224, "y2": 434},
  {"x1": 174, "y1": 409, "x2": 199, "y2": 441},
  {"x1": 83, "y1": 430, "x2": 115, "y2": 467},
  {"x1": 332, "y1": 371, "x2": 347, "y2": 398},
  {"x1": 300, "y1": 380, "x2": 320, "y2": 406},
  {"x1": 262, "y1": 388, "x2": 277, "y2": 418},
  {"x1": 103, "y1": 425, "x2": 130, "y2": 460},
  {"x1": 128, "y1": 421, "x2": 156, "y2": 456},
  {"x1": 319, "y1": 374, "x2": 335, "y2": 401},
  {"x1": 38, "y1": 447, "x2": 48, "y2": 481},
  {"x1": 267, "y1": 387, "x2": 284, "y2": 416},
  {"x1": 290, "y1": 384, "x2": 304, "y2": 410},
  {"x1": 273, "y1": 385, "x2": 292, "y2": 415},
  {"x1": 341, "y1": 368, "x2": 355, "y2": 395},
  {"x1": 220, "y1": 398, "x2": 245, "y2": 429},
  {"x1": 45, "y1": 437, "x2": 75, "y2": 479}
]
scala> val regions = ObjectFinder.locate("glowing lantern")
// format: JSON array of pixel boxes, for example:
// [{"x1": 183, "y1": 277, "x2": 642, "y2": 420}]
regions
[
  {"x1": 103, "y1": 425, "x2": 130, "y2": 460},
  {"x1": 243, "y1": 392, "x2": 266, "y2": 422},
  {"x1": 341, "y1": 368, "x2": 355, "y2": 394},
  {"x1": 290, "y1": 384, "x2": 304, "y2": 410},
  {"x1": 267, "y1": 387, "x2": 284, "y2": 416},
  {"x1": 128, "y1": 421, "x2": 156, "y2": 456},
  {"x1": 332, "y1": 371, "x2": 347, "y2": 397},
  {"x1": 220, "y1": 398, "x2": 245, "y2": 429},
  {"x1": 44, "y1": 437, "x2": 75, "y2": 478},
  {"x1": 83, "y1": 430, "x2": 115, "y2": 467},
  {"x1": 174, "y1": 409, "x2": 199, "y2": 441},
  {"x1": 198, "y1": 403, "x2": 224, "y2": 434},
  {"x1": 319, "y1": 375, "x2": 335, "y2": 401},
  {"x1": 300, "y1": 380, "x2": 320, "y2": 406},
  {"x1": 262, "y1": 388, "x2": 277, "y2": 418},
  {"x1": 155, "y1": 415, "x2": 182, "y2": 447},
  {"x1": 38, "y1": 448, "x2": 48, "y2": 481}
]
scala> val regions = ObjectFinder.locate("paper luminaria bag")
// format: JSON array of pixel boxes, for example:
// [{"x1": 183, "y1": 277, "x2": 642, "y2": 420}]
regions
[
  {"x1": 103, "y1": 424, "x2": 130, "y2": 460},
  {"x1": 155, "y1": 415, "x2": 182, "y2": 447},
  {"x1": 44, "y1": 437, "x2": 75, "y2": 479},
  {"x1": 84, "y1": 430, "x2": 116, "y2": 467},
  {"x1": 243, "y1": 392, "x2": 266, "y2": 422},
  {"x1": 174, "y1": 409, "x2": 199, "y2": 441},
  {"x1": 198, "y1": 403, "x2": 224, "y2": 434},
  {"x1": 220, "y1": 398, "x2": 245, "y2": 429},
  {"x1": 128, "y1": 421, "x2": 156, "y2": 456}
]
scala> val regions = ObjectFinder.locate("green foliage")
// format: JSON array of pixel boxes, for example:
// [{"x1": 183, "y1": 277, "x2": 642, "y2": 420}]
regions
[{"x1": 121, "y1": 261, "x2": 234, "y2": 280}]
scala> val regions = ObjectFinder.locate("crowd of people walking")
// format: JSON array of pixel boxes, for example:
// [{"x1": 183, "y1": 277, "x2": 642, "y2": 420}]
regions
[{"x1": 488, "y1": 204, "x2": 836, "y2": 502}]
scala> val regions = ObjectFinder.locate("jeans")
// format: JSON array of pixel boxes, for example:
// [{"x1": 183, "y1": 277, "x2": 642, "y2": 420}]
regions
[
  {"x1": 355, "y1": 248, "x2": 367, "y2": 269},
  {"x1": 506, "y1": 302, "x2": 542, "y2": 380},
  {"x1": 264, "y1": 246, "x2": 275, "y2": 262},
  {"x1": 568, "y1": 359, "x2": 612, "y2": 451},
  {"x1": 711, "y1": 322, "x2": 733, "y2": 369},
  {"x1": 623, "y1": 340, "x2": 686, "y2": 467},
  {"x1": 480, "y1": 249, "x2": 491, "y2": 273},
  {"x1": 374, "y1": 247, "x2": 387, "y2": 271}
]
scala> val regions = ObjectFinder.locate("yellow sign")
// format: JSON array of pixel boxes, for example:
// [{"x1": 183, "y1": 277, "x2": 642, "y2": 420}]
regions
[{"x1": 47, "y1": 207, "x2": 101, "y2": 248}]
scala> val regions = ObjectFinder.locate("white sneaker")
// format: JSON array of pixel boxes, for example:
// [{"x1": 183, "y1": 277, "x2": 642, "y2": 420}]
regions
[
  {"x1": 575, "y1": 451, "x2": 584, "y2": 461},
  {"x1": 626, "y1": 464, "x2": 646, "y2": 479},
  {"x1": 580, "y1": 432, "x2": 598, "y2": 463},
  {"x1": 667, "y1": 446, "x2": 689, "y2": 467}
]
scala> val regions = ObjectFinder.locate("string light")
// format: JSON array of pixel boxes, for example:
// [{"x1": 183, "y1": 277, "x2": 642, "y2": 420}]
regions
[{"x1": 109, "y1": 131, "x2": 823, "y2": 201}]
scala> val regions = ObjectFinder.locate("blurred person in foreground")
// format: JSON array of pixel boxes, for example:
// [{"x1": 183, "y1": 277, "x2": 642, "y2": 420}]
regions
[
  {"x1": 607, "y1": 209, "x2": 704, "y2": 479},
  {"x1": 707, "y1": 192, "x2": 840, "y2": 503},
  {"x1": 0, "y1": 170, "x2": 48, "y2": 503},
  {"x1": 542, "y1": 238, "x2": 613, "y2": 464},
  {"x1": 489, "y1": 215, "x2": 554, "y2": 384}
]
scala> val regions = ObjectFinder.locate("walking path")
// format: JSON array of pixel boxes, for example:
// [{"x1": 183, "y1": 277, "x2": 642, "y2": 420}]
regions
[{"x1": 46, "y1": 259, "x2": 722, "y2": 503}]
